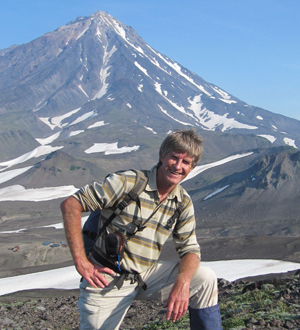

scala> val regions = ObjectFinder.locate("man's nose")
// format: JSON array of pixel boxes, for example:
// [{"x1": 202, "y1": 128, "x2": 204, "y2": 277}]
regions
[{"x1": 173, "y1": 159, "x2": 182, "y2": 169}]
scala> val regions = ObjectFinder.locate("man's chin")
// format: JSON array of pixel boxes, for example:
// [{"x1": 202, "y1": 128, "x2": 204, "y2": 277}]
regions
[{"x1": 167, "y1": 174, "x2": 184, "y2": 184}]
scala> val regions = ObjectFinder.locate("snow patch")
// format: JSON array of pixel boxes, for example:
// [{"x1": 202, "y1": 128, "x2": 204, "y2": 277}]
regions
[
  {"x1": 36, "y1": 132, "x2": 61, "y2": 145},
  {"x1": 0, "y1": 259, "x2": 299, "y2": 296},
  {"x1": 93, "y1": 45, "x2": 117, "y2": 100},
  {"x1": 284, "y1": 137, "x2": 297, "y2": 148},
  {"x1": 0, "y1": 146, "x2": 64, "y2": 172},
  {"x1": 182, "y1": 153, "x2": 253, "y2": 182},
  {"x1": 155, "y1": 82, "x2": 188, "y2": 115},
  {"x1": 211, "y1": 86, "x2": 232, "y2": 100},
  {"x1": 144, "y1": 126, "x2": 157, "y2": 134},
  {"x1": 148, "y1": 46, "x2": 212, "y2": 96},
  {"x1": 76, "y1": 20, "x2": 92, "y2": 40},
  {"x1": 33, "y1": 99, "x2": 47, "y2": 112},
  {"x1": 187, "y1": 95, "x2": 258, "y2": 131},
  {"x1": 188, "y1": 94, "x2": 203, "y2": 122},
  {"x1": 0, "y1": 166, "x2": 33, "y2": 185},
  {"x1": 88, "y1": 121, "x2": 109, "y2": 129},
  {"x1": 66, "y1": 130, "x2": 85, "y2": 138},
  {"x1": 204, "y1": 185, "x2": 230, "y2": 200},
  {"x1": 134, "y1": 62, "x2": 150, "y2": 77},
  {"x1": 69, "y1": 111, "x2": 97, "y2": 126},
  {"x1": 39, "y1": 108, "x2": 82, "y2": 130},
  {"x1": 77, "y1": 84, "x2": 89, "y2": 98},
  {"x1": 197, "y1": 108, "x2": 257, "y2": 132},
  {"x1": 85, "y1": 142, "x2": 139, "y2": 155},
  {"x1": 157, "y1": 105, "x2": 191, "y2": 126},
  {"x1": 258, "y1": 134, "x2": 277, "y2": 143},
  {"x1": 219, "y1": 98, "x2": 237, "y2": 104},
  {"x1": 0, "y1": 185, "x2": 78, "y2": 202}
]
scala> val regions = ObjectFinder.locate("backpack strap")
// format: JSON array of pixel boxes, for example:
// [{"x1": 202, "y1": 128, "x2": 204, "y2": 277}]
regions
[
  {"x1": 164, "y1": 186, "x2": 185, "y2": 230},
  {"x1": 112, "y1": 169, "x2": 148, "y2": 215},
  {"x1": 96, "y1": 169, "x2": 148, "y2": 239}
]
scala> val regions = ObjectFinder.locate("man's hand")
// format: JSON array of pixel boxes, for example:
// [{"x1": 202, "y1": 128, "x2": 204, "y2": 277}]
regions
[
  {"x1": 164, "y1": 253, "x2": 200, "y2": 323},
  {"x1": 61, "y1": 197, "x2": 115, "y2": 288},
  {"x1": 77, "y1": 255, "x2": 115, "y2": 288},
  {"x1": 164, "y1": 274, "x2": 190, "y2": 322}
]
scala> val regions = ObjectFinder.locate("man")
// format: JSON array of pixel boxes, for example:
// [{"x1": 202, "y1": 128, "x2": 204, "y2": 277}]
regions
[{"x1": 61, "y1": 129, "x2": 223, "y2": 330}]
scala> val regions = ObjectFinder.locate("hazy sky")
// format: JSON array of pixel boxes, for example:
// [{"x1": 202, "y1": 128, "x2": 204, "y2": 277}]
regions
[{"x1": 1, "y1": 0, "x2": 299, "y2": 120}]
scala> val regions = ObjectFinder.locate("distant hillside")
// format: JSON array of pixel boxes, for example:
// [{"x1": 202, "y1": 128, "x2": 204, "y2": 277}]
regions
[
  {"x1": 185, "y1": 146, "x2": 300, "y2": 237},
  {"x1": 0, "y1": 10, "x2": 299, "y2": 239}
]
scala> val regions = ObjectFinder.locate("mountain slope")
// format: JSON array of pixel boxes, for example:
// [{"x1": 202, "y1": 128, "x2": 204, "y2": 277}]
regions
[
  {"x1": 0, "y1": 11, "x2": 299, "y2": 152},
  {"x1": 186, "y1": 147, "x2": 300, "y2": 237},
  {"x1": 0, "y1": 11, "x2": 299, "y2": 239}
]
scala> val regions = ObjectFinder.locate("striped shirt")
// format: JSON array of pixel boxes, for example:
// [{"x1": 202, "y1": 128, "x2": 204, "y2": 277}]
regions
[{"x1": 73, "y1": 166, "x2": 200, "y2": 274}]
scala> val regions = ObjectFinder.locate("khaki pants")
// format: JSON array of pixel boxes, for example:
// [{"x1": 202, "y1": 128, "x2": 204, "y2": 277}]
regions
[{"x1": 78, "y1": 260, "x2": 218, "y2": 330}]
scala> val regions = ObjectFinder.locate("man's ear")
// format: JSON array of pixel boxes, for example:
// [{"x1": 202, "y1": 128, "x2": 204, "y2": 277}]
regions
[{"x1": 159, "y1": 152, "x2": 163, "y2": 163}]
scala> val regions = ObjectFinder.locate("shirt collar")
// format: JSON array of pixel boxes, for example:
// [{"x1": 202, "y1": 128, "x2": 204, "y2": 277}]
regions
[{"x1": 146, "y1": 165, "x2": 183, "y2": 203}]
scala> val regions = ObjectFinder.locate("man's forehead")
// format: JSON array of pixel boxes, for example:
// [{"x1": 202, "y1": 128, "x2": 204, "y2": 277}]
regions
[{"x1": 170, "y1": 151, "x2": 193, "y2": 159}]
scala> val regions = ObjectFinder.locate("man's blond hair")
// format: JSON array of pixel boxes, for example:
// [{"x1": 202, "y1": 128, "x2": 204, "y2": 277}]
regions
[{"x1": 159, "y1": 129, "x2": 203, "y2": 168}]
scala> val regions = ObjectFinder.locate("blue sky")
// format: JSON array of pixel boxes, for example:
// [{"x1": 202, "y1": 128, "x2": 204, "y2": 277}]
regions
[{"x1": 1, "y1": 0, "x2": 299, "y2": 120}]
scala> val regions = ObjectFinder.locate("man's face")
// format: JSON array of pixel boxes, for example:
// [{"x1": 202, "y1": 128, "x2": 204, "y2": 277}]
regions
[{"x1": 158, "y1": 151, "x2": 194, "y2": 189}]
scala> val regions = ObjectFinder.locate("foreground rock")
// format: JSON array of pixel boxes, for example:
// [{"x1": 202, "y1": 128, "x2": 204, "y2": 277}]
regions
[{"x1": 0, "y1": 271, "x2": 300, "y2": 330}]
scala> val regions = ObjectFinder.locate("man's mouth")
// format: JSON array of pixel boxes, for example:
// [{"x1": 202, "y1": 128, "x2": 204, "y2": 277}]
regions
[{"x1": 169, "y1": 169, "x2": 183, "y2": 176}]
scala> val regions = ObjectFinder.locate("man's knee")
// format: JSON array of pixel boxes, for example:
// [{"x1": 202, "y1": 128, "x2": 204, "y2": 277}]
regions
[
  {"x1": 193, "y1": 265, "x2": 217, "y2": 286},
  {"x1": 190, "y1": 265, "x2": 218, "y2": 308}
]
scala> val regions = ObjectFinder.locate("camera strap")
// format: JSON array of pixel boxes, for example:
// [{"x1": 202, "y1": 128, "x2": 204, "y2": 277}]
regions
[{"x1": 95, "y1": 169, "x2": 148, "y2": 241}]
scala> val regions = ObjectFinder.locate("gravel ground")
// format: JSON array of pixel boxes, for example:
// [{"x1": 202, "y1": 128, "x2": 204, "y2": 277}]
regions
[
  {"x1": 0, "y1": 294, "x2": 166, "y2": 330},
  {"x1": 1, "y1": 271, "x2": 300, "y2": 330}
]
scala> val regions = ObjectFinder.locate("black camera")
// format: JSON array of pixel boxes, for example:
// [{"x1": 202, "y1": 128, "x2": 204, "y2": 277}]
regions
[{"x1": 105, "y1": 232, "x2": 125, "y2": 261}]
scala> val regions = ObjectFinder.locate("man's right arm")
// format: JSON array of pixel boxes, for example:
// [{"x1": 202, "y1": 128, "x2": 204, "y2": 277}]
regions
[{"x1": 60, "y1": 196, "x2": 115, "y2": 288}]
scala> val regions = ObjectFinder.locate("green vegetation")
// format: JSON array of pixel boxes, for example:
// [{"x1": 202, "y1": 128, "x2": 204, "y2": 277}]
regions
[
  {"x1": 219, "y1": 283, "x2": 299, "y2": 329},
  {"x1": 145, "y1": 315, "x2": 189, "y2": 329},
  {"x1": 144, "y1": 277, "x2": 300, "y2": 330},
  {"x1": 70, "y1": 166, "x2": 82, "y2": 171}
]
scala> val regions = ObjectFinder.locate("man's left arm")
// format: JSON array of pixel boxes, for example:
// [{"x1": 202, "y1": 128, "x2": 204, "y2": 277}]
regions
[
  {"x1": 164, "y1": 252, "x2": 200, "y2": 322},
  {"x1": 165, "y1": 195, "x2": 200, "y2": 322}
]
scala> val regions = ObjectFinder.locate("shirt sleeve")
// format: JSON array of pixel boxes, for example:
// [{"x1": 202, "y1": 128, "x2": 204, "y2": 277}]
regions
[
  {"x1": 172, "y1": 194, "x2": 201, "y2": 260},
  {"x1": 72, "y1": 171, "x2": 134, "y2": 212}
]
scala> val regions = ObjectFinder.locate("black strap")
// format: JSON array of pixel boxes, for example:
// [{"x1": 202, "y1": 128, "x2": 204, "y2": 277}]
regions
[
  {"x1": 92, "y1": 249, "x2": 147, "y2": 290},
  {"x1": 82, "y1": 230, "x2": 97, "y2": 240},
  {"x1": 164, "y1": 204, "x2": 184, "y2": 230},
  {"x1": 92, "y1": 249, "x2": 123, "y2": 274},
  {"x1": 95, "y1": 169, "x2": 148, "y2": 240}
]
